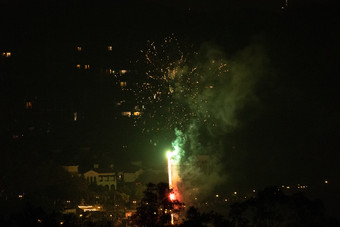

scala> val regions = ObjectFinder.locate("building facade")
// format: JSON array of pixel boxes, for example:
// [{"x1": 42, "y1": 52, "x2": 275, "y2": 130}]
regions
[{"x1": 83, "y1": 169, "x2": 117, "y2": 190}]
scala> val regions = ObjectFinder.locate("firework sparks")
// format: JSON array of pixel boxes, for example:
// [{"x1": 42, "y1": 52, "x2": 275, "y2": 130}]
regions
[
  {"x1": 135, "y1": 35, "x2": 230, "y2": 135},
  {"x1": 136, "y1": 36, "x2": 258, "y2": 207}
]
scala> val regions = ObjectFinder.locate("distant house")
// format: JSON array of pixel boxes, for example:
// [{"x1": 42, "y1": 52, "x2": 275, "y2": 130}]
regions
[
  {"x1": 82, "y1": 163, "x2": 144, "y2": 190},
  {"x1": 83, "y1": 169, "x2": 117, "y2": 190}
]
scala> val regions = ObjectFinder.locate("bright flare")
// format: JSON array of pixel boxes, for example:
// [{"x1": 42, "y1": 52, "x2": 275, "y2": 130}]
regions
[
  {"x1": 167, "y1": 151, "x2": 172, "y2": 189},
  {"x1": 169, "y1": 192, "x2": 175, "y2": 201}
]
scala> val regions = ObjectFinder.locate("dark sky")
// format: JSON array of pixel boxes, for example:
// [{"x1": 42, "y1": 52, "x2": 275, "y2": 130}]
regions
[{"x1": 1, "y1": 0, "x2": 339, "y2": 193}]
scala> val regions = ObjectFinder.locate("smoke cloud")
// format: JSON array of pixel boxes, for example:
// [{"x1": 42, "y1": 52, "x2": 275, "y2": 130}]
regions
[{"x1": 171, "y1": 42, "x2": 268, "y2": 204}]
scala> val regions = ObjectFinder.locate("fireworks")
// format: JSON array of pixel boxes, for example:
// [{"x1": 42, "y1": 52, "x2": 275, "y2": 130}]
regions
[
  {"x1": 132, "y1": 35, "x2": 263, "y2": 213},
  {"x1": 167, "y1": 149, "x2": 178, "y2": 226},
  {"x1": 135, "y1": 35, "x2": 230, "y2": 135},
  {"x1": 135, "y1": 35, "x2": 190, "y2": 132},
  {"x1": 135, "y1": 35, "x2": 233, "y2": 204},
  {"x1": 166, "y1": 129, "x2": 186, "y2": 205}
]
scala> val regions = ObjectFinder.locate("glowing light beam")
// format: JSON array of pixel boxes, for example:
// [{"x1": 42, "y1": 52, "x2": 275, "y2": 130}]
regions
[{"x1": 167, "y1": 151, "x2": 172, "y2": 189}]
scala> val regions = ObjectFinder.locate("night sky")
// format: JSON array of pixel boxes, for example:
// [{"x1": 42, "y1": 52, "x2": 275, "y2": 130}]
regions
[{"x1": 1, "y1": 0, "x2": 339, "y2": 201}]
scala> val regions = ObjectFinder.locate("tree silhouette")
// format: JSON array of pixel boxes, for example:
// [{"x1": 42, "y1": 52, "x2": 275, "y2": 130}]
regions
[
  {"x1": 229, "y1": 186, "x2": 336, "y2": 227},
  {"x1": 181, "y1": 206, "x2": 231, "y2": 227},
  {"x1": 132, "y1": 182, "x2": 183, "y2": 227}
]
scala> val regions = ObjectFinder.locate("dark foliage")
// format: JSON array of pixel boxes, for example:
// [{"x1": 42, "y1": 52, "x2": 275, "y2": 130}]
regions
[
  {"x1": 229, "y1": 186, "x2": 339, "y2": 227},
  {"x1": 132, "y1": 182, "x2": 183, "y2": 227},
  {"x1": 181, "y1": 206, "x2": 231, "y2": 227}
]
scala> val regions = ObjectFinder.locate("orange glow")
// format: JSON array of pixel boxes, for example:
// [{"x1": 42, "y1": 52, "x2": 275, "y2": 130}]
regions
[
  {"x1": 121, "y1": 112, "x2": 131, "y2": 117},
  {"x1": 3, "y1": 52, "x2": 11, "y2": 57},
  {"x1": 78, "y1": 205, "x2": 103, "y2": 212},
  {"x1": 26, "y1": 101, "x2": 32, "y2": 109}
]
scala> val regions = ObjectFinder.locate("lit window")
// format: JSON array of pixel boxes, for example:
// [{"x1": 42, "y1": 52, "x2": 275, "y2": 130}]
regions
[
  {"x1": 108, "y1": 46, "x2": 112, "y2": 51},
  {"x1": 3, "y1": 52, "x2": 11, "y2": 57},
  {"x1": 133, "y1": 112, "x2": 141, "y2": 116},
  {"x1": 84, "y1": 65, "x2": 90, "y2": 69},
  {"x1": 120, "y1": 70, "x2": 127, "y2": 74},
  {"x1": 26, "y1": 101, "x2": 32, "y2": 109},
  {"x1": 77, "y1": 46, "x2": 82, "y2": 51},
  {"x1": 121, "y1": 112, "x2": 131, "y2": 117},
  {"x1": 120, "y1": 81, "x2": 127, "y2": 87},
  {"x1": 76, "y1": 64, "x2": 81, "y2": 69},
  {"x1": 73, "y1": 112, "x2": 78, "y2": 121}
]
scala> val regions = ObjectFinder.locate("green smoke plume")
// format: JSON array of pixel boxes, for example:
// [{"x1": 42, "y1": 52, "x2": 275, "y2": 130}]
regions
[{"x1": 170, "y1": 42, "x2": 268, "y2": 204}]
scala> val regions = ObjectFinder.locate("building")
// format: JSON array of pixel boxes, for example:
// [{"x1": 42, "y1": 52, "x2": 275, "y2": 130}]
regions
[
  {"x1": 83, "y1": 168, "x2": 118, "y2": 190},
  {"x1": 82, "y1": 163, "x2": 144, "y2": 190}
]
